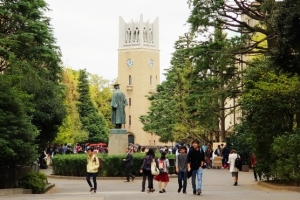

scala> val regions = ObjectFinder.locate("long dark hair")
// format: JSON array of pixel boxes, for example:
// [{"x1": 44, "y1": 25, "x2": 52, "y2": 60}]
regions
[
  {"x1": 147, "y1": 148, "x2": 155, "y2": 157},
  {"x1": 160, "y1": 152, "x2": 166, "y2": 160}
]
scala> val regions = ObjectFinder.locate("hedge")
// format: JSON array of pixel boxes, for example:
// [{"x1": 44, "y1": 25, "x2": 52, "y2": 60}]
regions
[{"x1": 52, "y1": 153, "x2": 176, "y2": 177}]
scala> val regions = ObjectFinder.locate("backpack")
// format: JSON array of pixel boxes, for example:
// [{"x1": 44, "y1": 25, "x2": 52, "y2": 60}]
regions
[
  {"x1": 93, "y1": 156, "x2": 103, "y2": 170},
  {"x1": 98, "y1": 157, "x2": 103, "y2": 170},
  {"x1": 214, "y1": 149, "x2": 220, "y2": 156},
  {"x1": 143, "y1": 155, "x2": 152, "y2": 170},
  {"x1": 158, "y1": 159, "x2": 165, "y2": 174},
  {"x1": 234, "y1": 155, "x2": 242, "y2": 169}
]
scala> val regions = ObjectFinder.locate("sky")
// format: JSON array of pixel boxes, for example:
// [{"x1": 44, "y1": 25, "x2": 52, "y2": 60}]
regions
[{"x1": 45, "y1": 0, "x2": 191, "y2": 82}]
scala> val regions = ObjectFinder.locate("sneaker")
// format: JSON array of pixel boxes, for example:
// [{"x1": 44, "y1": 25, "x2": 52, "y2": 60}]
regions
[
  {"x1": 197, "y1": 189, "x2": 202, "y2": 195},
  {"x1": 183, "y1": 190, "x2": 186, "y2": 194},
  {"x1": 162, "y1": 189, "x2": 166, "y2": 193},
  {"x1": 89, "y1": 188, "x2": 94, "y2": 193},
  {"x1": 193, "y1": 190, "x2": 196, "y2": 195}
]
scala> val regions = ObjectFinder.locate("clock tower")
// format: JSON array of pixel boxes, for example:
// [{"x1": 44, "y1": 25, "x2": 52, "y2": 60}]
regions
[{"x1": 118, "y1": 14, "x2": 162, "y2": 147}]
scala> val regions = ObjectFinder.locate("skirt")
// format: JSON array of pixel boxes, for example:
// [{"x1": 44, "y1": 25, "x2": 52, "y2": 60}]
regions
[{"x1": 154, "y1": 172, "x2": 169, "y2": 182}]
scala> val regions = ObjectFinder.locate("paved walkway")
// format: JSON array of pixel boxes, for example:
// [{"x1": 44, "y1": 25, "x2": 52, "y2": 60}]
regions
[{"x1": 2, "y1": 168, "x2": 300, "y2": 200}]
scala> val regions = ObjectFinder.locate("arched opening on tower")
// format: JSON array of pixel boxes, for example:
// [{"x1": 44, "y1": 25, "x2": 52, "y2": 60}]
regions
[{"x1": 128, "y1": 134, "x2": 134, "y2": 145}]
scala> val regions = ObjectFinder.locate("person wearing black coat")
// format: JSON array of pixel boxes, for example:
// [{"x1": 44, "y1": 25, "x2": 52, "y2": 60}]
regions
[
  {"x1": 123, "y1": 147, "x2": 135, "y2": 182},
  {"x1": 222, "y1": 145, "x2": 230, "y2": 168}
]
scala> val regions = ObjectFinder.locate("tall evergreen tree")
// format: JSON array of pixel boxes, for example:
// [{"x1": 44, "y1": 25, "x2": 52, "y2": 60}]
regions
[
  {"x1": 187, "y1": 29, "x2": 241, "y2": 142},
  {"x1": 55, "y1": 68, "x2": 88, "y2": 144},
  {"x1": 77, "y1": 69, "x2": 109, "y2": 143},
  {"x1": 0, "y1": 0, "x2": 66, "y2": 148},
  {"x1": 0, "y1": 74, "x2": 38, "y2": 188}
]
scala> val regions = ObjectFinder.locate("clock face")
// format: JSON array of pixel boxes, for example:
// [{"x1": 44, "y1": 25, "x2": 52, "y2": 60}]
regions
[
  {"x1": 126, "y1": 58, "x2": 134, "y2": 68},
  {"x1": 148, "y1": 59, "x2": 154, "y2": 68}
]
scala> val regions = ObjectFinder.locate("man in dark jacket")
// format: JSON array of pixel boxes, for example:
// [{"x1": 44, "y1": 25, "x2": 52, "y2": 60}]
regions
[
  {"x1": 187, "y1": 140, "x2": 205, "y2": 195},
  {"x1": 123, "y1": 147, "x2": 135, "y2": 182},
  {"x1": 222, "y1": 144, "x2": 230, "y2": 169}
]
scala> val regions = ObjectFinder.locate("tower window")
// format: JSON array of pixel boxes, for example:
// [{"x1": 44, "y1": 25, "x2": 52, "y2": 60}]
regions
[
  {"x1": 128, "y1": 134, "x2": 134, "y2": 144},
  {"x1": 129, "y1": 98, "x2": 131, "y2": 106},
  {"x1": 129, "y1": 75, "x2": 132, "y2": 85},
  {"x1": 150, "y1": 75, "x2": 152, "y2": 85},
  {"x1": 129, "y1": 115, "x2": 131, "y2": 125}
]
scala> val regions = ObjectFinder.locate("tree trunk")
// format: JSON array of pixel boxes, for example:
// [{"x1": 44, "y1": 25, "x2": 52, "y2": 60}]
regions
[{"x1": 220, "y1": 98, "x2": 226, "y2": 142}]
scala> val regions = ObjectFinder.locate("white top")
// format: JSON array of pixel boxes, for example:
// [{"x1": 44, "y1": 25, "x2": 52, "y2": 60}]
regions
[{"x1": 228, "y1": 153, "x2": 239, "y2": 172}]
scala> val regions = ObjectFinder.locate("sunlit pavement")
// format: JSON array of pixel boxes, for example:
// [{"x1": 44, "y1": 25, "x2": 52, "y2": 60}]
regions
[{"x1": 2, "y1": 168, "x2": 299, "y2": 200}]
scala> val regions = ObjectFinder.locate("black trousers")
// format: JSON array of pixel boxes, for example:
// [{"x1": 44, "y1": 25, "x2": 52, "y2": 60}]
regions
[
  {"x1": 142, "y1": 169, "x2": 154, "y2": 190},
  {"x1": 86, "y1": 172, "x2": 97, "y2": 190},
  {"x1": 124, "y1": 166, "x2": 134, "y2": 180},
  {"x1": 253, "y1": 167, "x2": 261, "y2": 180}
]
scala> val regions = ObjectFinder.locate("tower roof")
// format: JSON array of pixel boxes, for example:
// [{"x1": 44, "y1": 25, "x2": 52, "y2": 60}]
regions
[{"x1": 119, "y1": 14, "x2": 159, "y2": 50}]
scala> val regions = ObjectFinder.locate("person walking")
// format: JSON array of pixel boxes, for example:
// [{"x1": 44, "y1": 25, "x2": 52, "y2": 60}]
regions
[
  {"x1": 140, "y1": 148, "x2": 156, "y2": 193},
  {"x1": 251, "y1": 153, "x2": 261, "y2": 181},
  {"x1": 123, "y1": 147, "x2": 135, "y2": 182},
  {"x1": 205, "y1": 147, "x2": 212, "y2": 169},
  {"x1": 154, "y1": 152, "x2": 170, "y2": 193},
  {"x1": 228, "y1": 149, "x2": 239, "y2": 186},
  {"x1": 187, "y1": 140, "x2": 205, "y2": 195},
  {"x1": 86, "y1": 148, "x2": 99, "y2": 193},
  {"x1": 222, "y1": 144, "x2": 230, "y2": 169},
  {"x1": 176, "y1": 146, "x2": 188, "y2": 194}
]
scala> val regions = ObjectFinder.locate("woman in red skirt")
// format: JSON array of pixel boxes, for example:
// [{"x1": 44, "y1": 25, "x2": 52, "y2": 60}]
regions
[{"x1": 154, "y1": 152, "x2": 170, "y2": 193}]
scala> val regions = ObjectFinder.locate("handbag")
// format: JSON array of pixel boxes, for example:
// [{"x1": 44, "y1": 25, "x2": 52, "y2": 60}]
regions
[{"x1": 151, "y1": 159, "x2": 160, "y2": 175}]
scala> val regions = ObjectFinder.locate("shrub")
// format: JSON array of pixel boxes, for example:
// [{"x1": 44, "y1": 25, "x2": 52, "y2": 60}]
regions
[
  {"x1": 52, "y1": 153, "x2": 176, "y2": 177},
  {"x1": 19, "y1": 172, "x2": 48, "y2": 194},
  {"x1": 272, "y1": 131, "x2": 300, "y2": 185}
]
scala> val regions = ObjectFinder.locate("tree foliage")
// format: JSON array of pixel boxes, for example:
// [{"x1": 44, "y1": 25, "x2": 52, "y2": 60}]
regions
[
  {"x1": 89, "y1": 73, "x2": 114, "y2": 128},
  {"x1": 187, "y1": 0, "x2": 280, "y2": 55},
  {"x1": 55, "y1": 69, "x2": 88, "y2": 145},
  {"x1": 186, "y1": 29, "x2": 241, "y2": 141},
  {"x1": 77, "y1": 69, "x2": 109, "y2": 143},
  {"x1": 271, "y1": 0, "x2": 300, "y2": 74},
  {"x1": 239, "y1": 57, "x2": 300, "y2": 179},
  {"x1": 0, "y1": 73, "x2": 39, "y2": 189}
]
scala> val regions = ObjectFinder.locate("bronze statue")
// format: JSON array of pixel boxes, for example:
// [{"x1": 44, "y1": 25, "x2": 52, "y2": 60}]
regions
[{"x1": 110, "y1": 84, "x2": 128, "y2": 128}]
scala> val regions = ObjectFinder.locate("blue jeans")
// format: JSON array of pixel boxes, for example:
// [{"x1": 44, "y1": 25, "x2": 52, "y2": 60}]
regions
[
  {"x1": 178, "y1": 171, "x2": 187, "y2": 191},
  {"x1": 86, "y1": 172, "x2": 97, "y2": 190},
  {"x1": 191, "y1": 168, "x2": 203, "y2": 191}
]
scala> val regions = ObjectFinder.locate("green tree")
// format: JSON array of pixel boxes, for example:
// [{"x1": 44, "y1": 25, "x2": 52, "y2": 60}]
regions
[
  {"x1": 55, "y1": 68, "x2": 88, "y2": 145},
  {"x1": 187, "y1": 29, "x2": 242, "y2": 142},
  {"x1": 0, "y1": 74, "x2": 38, "y2": 188},
  {"x1": 239, "y1": 57, "x2": 300, "y2": 179},
  {"x1": 77, "y1": 69, "x2": 109, "y2": 143},
  {"x1": 89, "y1": 74, "x2": 114, "y2": 128},
  {"x1": 0, "y1": 0, "x2": 66, "y2": 149},
  {"x1": 271, "y1": 0, "x2": 300, "y2": 74},
  {"x1": 187, "y1": 0, "x2": 280, "y2": 55},
  {"x1": 140, "y1": 81, "x2": 177, "y2": 143},
  {"x1": 140, "y1": 35, "x2": 199, "y2": 143}
]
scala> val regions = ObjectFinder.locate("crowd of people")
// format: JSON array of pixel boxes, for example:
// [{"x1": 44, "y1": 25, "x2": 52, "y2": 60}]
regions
[
  {"x1": 41, "y1": 141, "x2": 258, "y2": 195},
  {"x1": 40, "y1": 143, "x2": 101, "y2": 168}
]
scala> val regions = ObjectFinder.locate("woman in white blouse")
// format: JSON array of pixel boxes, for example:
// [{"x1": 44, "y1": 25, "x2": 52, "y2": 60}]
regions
[{"x1": 228, "y1": 149, "x2": 239, "y2": 186}]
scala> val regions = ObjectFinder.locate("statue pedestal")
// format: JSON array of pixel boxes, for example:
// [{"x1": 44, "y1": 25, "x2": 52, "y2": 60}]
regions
[{"x1": 108, "y1": 129, "x2": 128, "y2": 155}]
